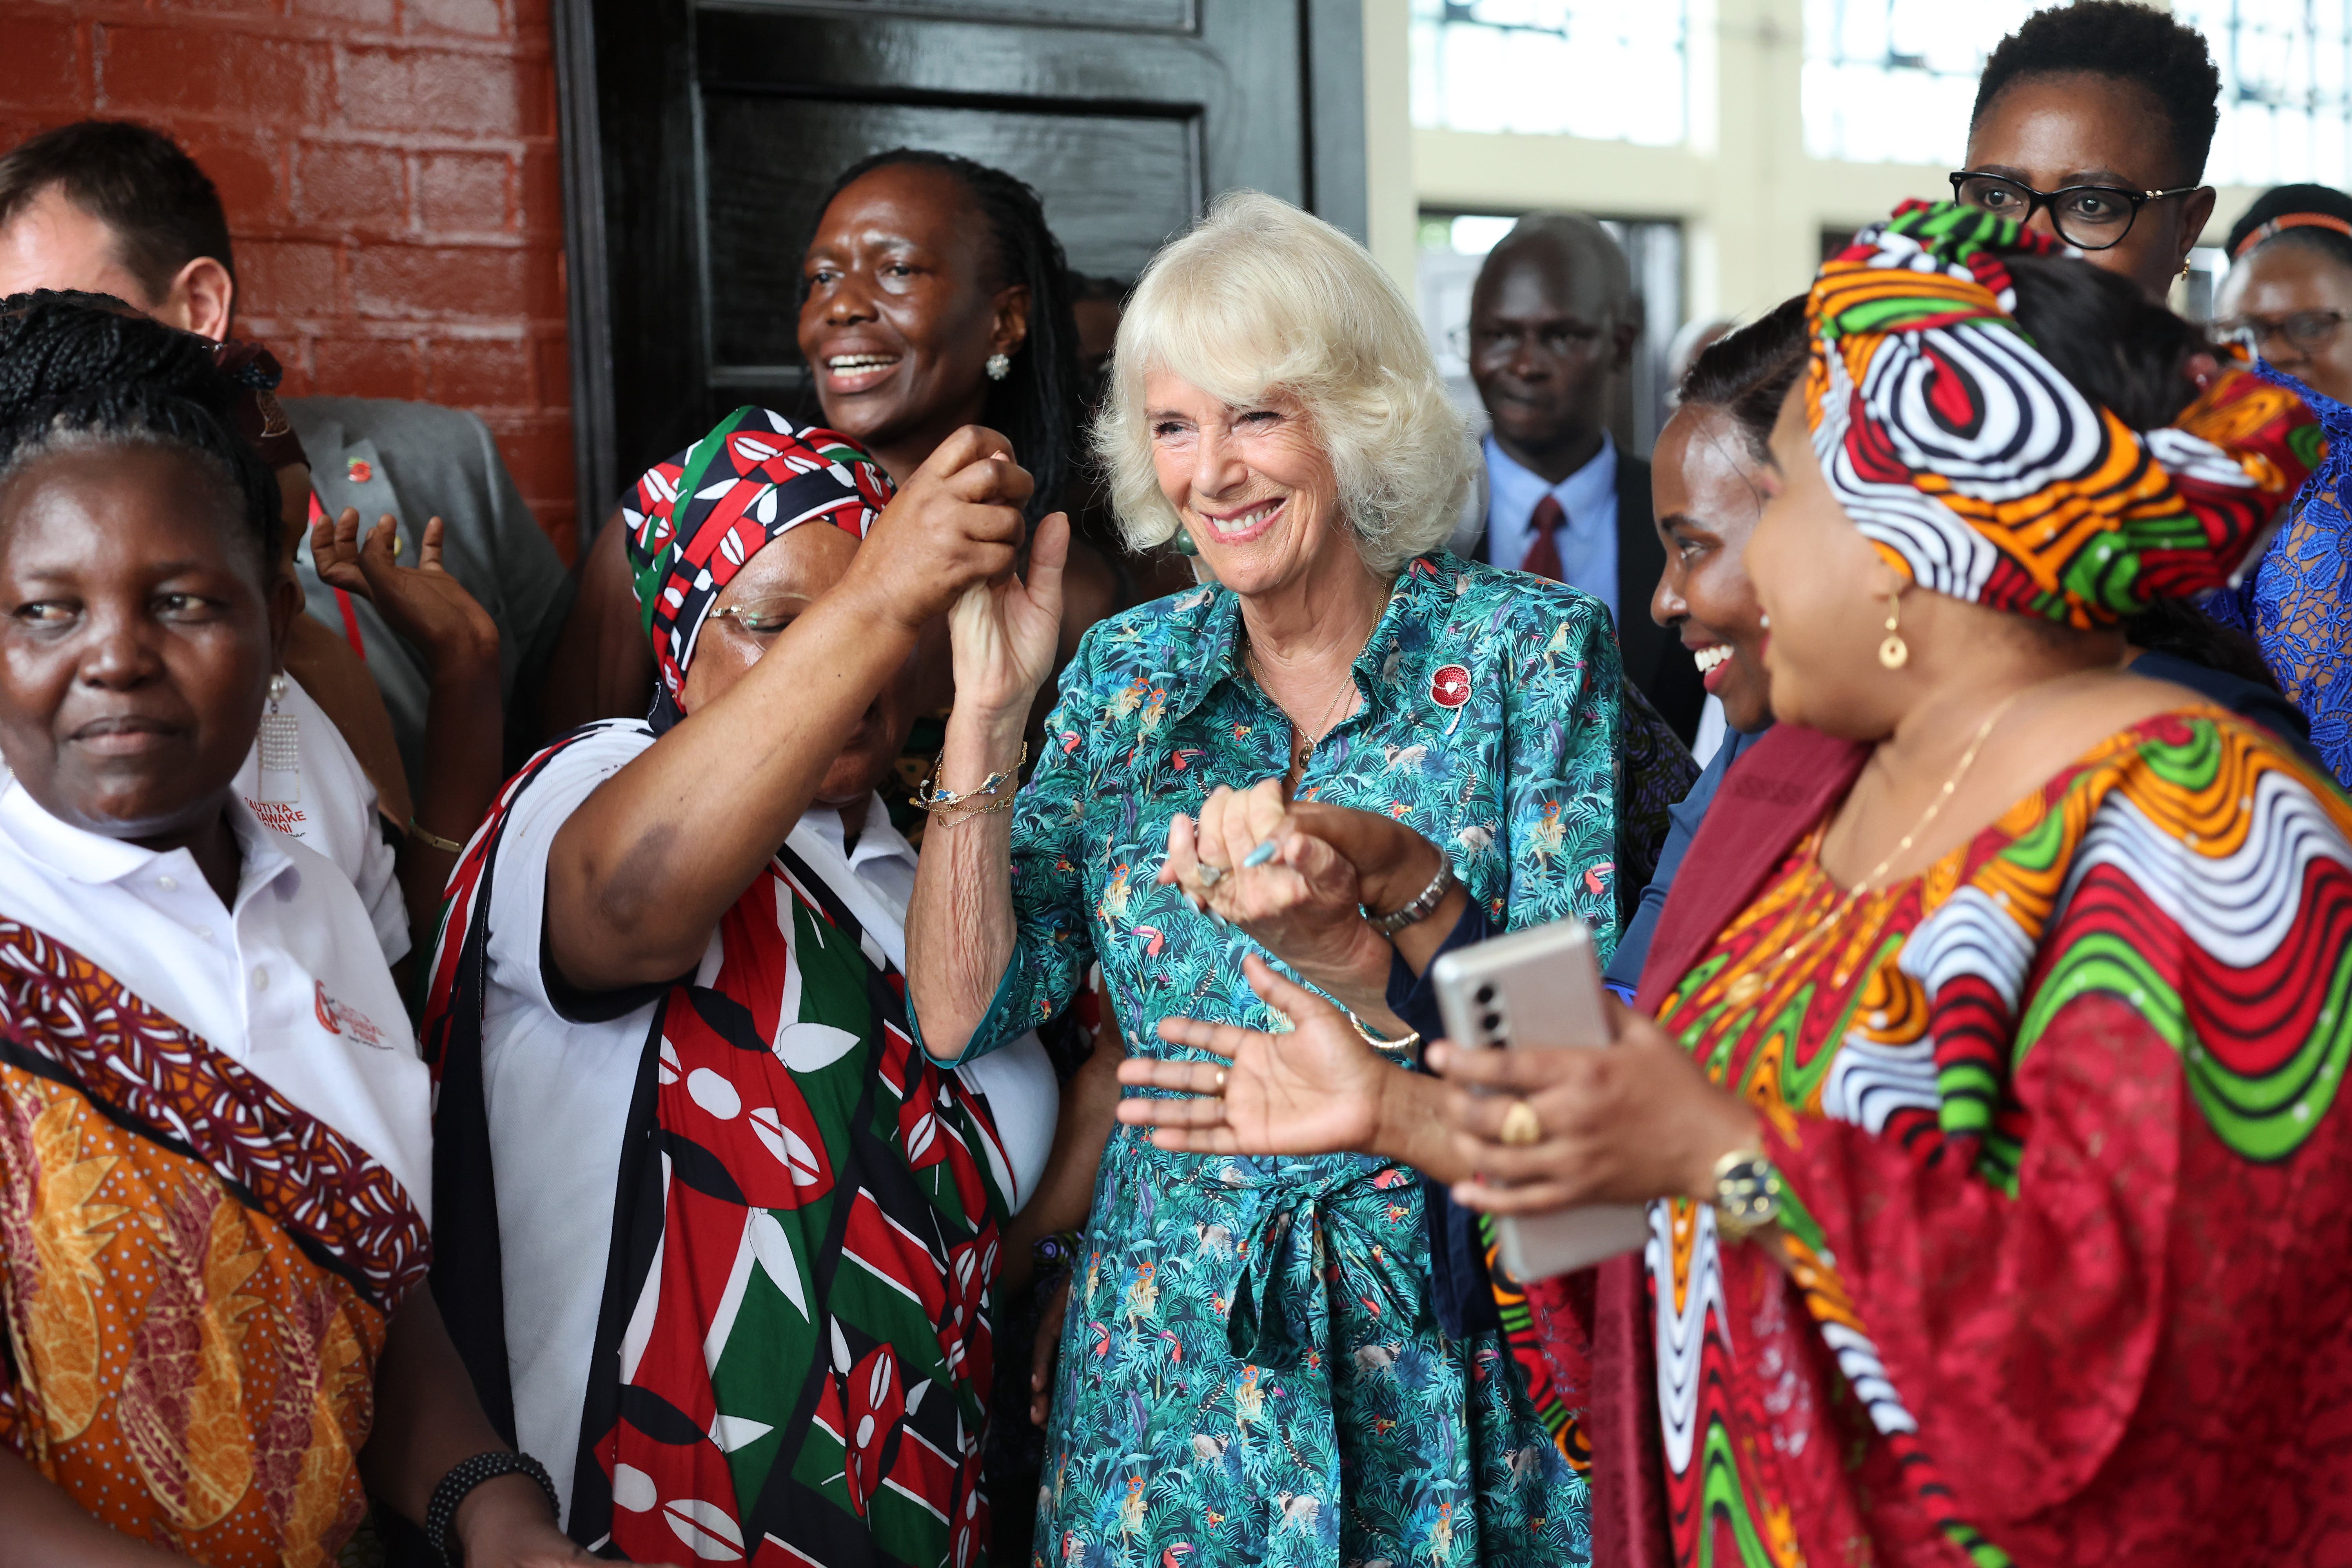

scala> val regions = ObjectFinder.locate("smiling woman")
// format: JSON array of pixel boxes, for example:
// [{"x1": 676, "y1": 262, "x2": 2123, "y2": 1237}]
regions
[
  {"x1": 905, "y1": 191, "x2": 1621, "y2": 1568},
  {"x1": 0, "y1": 298, "x2": 591, "y2": 1568},
  {"x1": 549, "y1": 149, "x2": 1119, "y2": 739}
]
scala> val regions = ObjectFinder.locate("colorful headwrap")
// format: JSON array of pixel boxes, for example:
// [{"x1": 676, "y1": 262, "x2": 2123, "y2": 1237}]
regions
[
  {"x1": 1806, "y1": 200, "x2": 2324, "y2": 627},
  {"x1": 622, "y1": 405, "x2": 894, "y2": 706}
]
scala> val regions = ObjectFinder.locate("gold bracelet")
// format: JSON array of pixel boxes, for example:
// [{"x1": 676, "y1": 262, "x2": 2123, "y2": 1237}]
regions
[
  {"x1": 1349, "y1": 1014, "x2": 1423, "y2": 1055},
  {"x1": 911, "y1": 742, "x2": 1028, "y2": 813},
  {"x1": 409, "y1": 817, "x2": 466, "y2": 854},
  {"x1": 925, "y1": 792, "x2": 1021, "y2": 827}
]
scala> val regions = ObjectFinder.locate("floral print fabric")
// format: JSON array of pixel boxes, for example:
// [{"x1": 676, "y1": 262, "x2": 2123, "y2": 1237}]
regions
[
  {"x1": 2208, "y1": 367, "x2": 2352, "y2": 786},
  {"x1": 957, "y1": 553, "x2": 1631, "y2": 1568}
]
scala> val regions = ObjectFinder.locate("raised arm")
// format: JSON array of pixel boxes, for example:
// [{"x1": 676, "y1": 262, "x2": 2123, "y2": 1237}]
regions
[
  {"x1": 312, "y1": 506, "x2": 503, "y2": 964},
  {"x1": 548, "y1": 430, "x2": 1031, "y2": 992},
  {"x1": 904, "y1": 514, "x2": 1071, "y2": 1061}
]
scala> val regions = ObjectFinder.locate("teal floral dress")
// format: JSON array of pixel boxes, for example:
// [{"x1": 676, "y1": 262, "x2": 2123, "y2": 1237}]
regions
[{"x1": 955, "y1": 554, "x2": 1625, "y2": 1568}]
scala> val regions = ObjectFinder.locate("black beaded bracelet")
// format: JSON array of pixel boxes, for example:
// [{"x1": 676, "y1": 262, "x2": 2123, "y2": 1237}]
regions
[{"x1": 425, "y1": 1449, "x2": 560, "y2": 1565}]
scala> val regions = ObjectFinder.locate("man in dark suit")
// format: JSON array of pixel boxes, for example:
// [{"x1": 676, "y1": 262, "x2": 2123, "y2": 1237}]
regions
[{"x1": 1445, "y1": 212, "x2": 1704, "y2": 740}]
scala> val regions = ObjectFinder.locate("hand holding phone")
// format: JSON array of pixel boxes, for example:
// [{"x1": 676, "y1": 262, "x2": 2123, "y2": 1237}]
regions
[{"x1": 1429, "y1": 918, "x2": 1650, "y2": 1279}]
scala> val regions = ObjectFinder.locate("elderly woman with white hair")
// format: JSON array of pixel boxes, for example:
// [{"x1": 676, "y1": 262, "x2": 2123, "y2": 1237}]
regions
[{"x1": 907, "y1": 192, "x2": 1609, "y2": 1565}]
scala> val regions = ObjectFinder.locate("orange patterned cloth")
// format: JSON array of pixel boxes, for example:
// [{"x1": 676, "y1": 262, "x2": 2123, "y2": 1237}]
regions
[
  {"x1": 0, "y1": 920, "x2": 428, "y2": 1566},
  {"x1": 1808, "y1": 201, "x2": 2324, "y2": 626}
]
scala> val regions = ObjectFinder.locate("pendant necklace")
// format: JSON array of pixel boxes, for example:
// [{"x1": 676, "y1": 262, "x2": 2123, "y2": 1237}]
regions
[
  {"x1": 1248, "y1": 637, "x2": 1356, "y2": 786},
  {"x1": 1720, "y1": 681, "x2": 2034, "y2": 1009}
]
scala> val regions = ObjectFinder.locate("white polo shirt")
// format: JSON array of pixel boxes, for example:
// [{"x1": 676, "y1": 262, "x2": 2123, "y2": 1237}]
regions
[
  {"x1": 0, "y1": 776, "x2": 432, "y2": 1223},
  {"x1": 230, "y1": 673, "x2": 409, "y2": 966},
  {"x1": 477, "y1": 722, "x2": 1058, "y2": 1523}
]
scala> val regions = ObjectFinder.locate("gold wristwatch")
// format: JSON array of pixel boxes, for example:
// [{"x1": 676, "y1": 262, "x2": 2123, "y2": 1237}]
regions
[{"x1": 1710, "y1": 1148, "x2": 1785, "y2": 1241}]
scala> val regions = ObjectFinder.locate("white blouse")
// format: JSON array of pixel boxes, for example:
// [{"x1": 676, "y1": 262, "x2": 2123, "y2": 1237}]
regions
[
  {"x1": 0, "y1": 776, "x2": 432, "y2": 1221},
  {"x1": 230, "y1": 672, "x2": 408, "y2": 964}
]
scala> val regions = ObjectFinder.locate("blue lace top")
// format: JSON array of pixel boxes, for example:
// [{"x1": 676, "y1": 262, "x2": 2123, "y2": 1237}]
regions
[{"x1": 2207, "y1": 365, "x2": 2352, "y2": 788}]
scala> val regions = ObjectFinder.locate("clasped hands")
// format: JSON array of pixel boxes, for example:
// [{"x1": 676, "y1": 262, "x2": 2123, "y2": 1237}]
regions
[{"x1": 1125, "y1": 788, "x2": 1759, "y2": 1215}]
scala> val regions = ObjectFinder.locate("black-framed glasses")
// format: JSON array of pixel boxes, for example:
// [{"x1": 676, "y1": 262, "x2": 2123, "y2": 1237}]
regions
[
  {"x1": 1947, "y1": 171, "x2": 2199, "y2": 251},
  {"x1": 1447, "y1": 320, "x2": 1608, "y2": 362},
  {"x1": 2213, "y1": 308, "x2": 2351, "y2": 356}
]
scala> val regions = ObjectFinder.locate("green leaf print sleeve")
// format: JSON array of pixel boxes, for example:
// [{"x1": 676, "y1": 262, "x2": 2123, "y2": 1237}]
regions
[
  {"x1": 954, "y1": 626, "x2": 1104, "y2": 1060},
  {"x1": 1498, "y1": 597, "x2": 1624, "y2": 956}
]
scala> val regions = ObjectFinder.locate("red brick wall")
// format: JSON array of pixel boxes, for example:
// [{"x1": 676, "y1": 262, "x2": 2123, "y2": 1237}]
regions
[{"x1": 0, "y1": 0, "x2": 578, "y2": 560}]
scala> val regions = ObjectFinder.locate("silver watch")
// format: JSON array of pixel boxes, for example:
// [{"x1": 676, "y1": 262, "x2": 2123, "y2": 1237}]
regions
[{"x1": 1366, "y1": 857, "x2": 1458, "y2": 940}]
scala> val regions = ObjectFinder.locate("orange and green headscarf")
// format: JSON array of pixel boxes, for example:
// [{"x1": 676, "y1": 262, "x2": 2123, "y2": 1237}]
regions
[{"x1": 1806, "y1": 200, "x2": 2323, "y2": 627}]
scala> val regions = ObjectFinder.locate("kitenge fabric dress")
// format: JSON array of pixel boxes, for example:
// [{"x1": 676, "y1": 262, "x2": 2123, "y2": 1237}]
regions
[
  {"x1": 1647, "y1": 710, "x2": 2352, "y2": 1566},
  {"x1": 957, "y1": 553, "x2": 1622, "y2": 1568}
]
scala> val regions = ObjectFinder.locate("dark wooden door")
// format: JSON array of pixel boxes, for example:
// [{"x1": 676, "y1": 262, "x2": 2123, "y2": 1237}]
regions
[{"x1": 553, "y1": 0, "x2": 1368, "y2": 520}]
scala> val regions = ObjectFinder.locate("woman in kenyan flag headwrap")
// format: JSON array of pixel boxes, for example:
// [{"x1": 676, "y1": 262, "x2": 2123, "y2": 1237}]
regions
[{"x1": 424, "y1": 413, "x2": 1064, "y2": 1567}]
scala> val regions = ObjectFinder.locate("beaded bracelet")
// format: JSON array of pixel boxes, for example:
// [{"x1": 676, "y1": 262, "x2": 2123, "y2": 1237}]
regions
[{"x1": 424, "y1": 1450, "x2": 560, "y2": 1565}]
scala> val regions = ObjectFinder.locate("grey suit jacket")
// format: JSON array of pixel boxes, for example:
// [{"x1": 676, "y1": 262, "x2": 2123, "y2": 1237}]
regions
[{"x1": 288, "y1": 397, "x2": 577, "y2": 794}]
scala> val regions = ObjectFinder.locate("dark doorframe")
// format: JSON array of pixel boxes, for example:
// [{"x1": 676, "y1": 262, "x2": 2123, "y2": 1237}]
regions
[{"x1": 552, "y1": 0, "x2": 1369, "y2": 535}]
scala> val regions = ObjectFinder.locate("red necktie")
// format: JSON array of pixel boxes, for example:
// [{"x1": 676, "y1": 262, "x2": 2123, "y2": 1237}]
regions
[{"x1": 1519, "y1": 493, "x2": 1566, "y2": 581}]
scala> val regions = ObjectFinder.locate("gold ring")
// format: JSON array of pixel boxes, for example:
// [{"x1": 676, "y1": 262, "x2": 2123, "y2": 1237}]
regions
[
  {"x1": 1212, "y1": 1069, "x2": 1229, "y2": 1093},
  {"x1": 1498, "y1": 1099, "x2": 1542, "y2": 1147}
]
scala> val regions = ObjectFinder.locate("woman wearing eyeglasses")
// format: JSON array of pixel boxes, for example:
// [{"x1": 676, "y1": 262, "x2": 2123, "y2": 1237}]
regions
[
  {"x1": 2214, "y1": 185, "x2": 2352, "y2": 404},
  {"x1": 2201, "y1": 184, "x2": 2352, "y2": 787},
  {"x1": 1949, "y1": 2, "x2": 2218, "y2": 303}
]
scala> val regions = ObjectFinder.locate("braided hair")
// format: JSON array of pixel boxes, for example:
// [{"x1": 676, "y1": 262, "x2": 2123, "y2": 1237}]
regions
[
  {"x1": 800, "y1": 149, "x2": 1081, "y2": 523},
  {"x1": 0, "y1": 292, "x2": 281, "y2": 571}
]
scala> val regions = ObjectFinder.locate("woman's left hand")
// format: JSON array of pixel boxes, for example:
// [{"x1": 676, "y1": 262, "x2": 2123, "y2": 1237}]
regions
[
  {"x1": 1430, "y1": 998, "x2": 1760, "y2": 1214},
  {"x1": 1156, "y1": 779, "x2": 1397, "y2": 1016},
  {"x1": 456, "y1": 1474, "x2": 670, "y2": 1568},
  {"x1": 948, "y1": 507, "x2": 1069, "y2": 719}
]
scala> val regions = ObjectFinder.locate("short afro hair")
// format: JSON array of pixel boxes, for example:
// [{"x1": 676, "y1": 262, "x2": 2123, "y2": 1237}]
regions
[{"x1": 1971, "y1": 2, "x2": 2221, "y2": 186}]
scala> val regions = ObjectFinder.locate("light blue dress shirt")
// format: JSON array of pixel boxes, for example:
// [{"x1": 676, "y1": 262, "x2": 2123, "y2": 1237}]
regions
[{"x1": 1482, "y1": 430, "x2": 1620, "y2": 622}]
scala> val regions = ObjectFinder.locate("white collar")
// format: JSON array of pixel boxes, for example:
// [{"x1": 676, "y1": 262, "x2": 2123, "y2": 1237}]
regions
[
  {"x1": 798, "y1": 791, "x2": 915, "y2": 877},
  {"x1": 0, "y1": 776, "x2": 299, "y2": 907},
  {"x1": 784, "y1": 791, "x2": 914, "y2": 970},
  {"x1": 1484, "y1": 429, "x2": 1619, "y2": 520}
]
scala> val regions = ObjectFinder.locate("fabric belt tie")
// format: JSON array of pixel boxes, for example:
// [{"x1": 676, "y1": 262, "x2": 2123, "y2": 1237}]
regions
[{"x1": 1205, "y1": 1155, "x2": 1418, "y2": 1373}]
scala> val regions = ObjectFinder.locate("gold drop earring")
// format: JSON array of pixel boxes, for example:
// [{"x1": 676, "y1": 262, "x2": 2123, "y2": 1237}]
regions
[{"x1": 1879, "y1": 591, "x2": 1909, "y2": 670}]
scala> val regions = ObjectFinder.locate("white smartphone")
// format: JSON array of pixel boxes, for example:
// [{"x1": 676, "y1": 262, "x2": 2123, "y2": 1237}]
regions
[{"x1": 1429, "y1": 918, "x2": 1650, "y2": 1281}]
